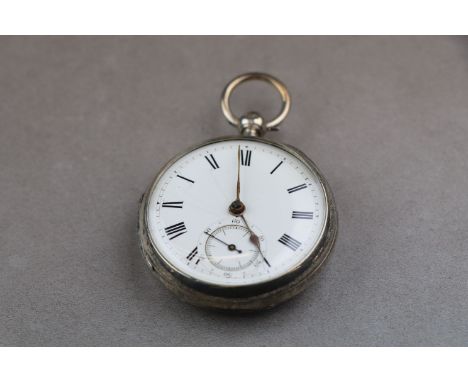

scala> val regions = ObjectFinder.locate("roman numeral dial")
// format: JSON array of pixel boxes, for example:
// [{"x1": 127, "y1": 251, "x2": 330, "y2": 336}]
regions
[
  {"x1": 146, "y1": 139, "x2": 328, "y2": 289},
  {"x1": 270, "y1": 161, "x2": 283, "y2": 174},
  {"x1": 292, "y1": 211, "x2": 313, "y2": 219},
  {"x1": 287, "y1": 184, "x2": 307, "y2": 193},
  {"x1": 186, "y1": 247, "x2": 198, "y2": 261},
  {"x1": 164, "y1": 222, "x2": 187, "y2": 240},
  {"x1": 278, "y1": 234, "x2": 302, "y2": 251},
  {"x1": 240, "y1": 149, "x2": 252, "y2": 166},
  {"x1": 205, "y1": 154, "x2": 219, "y2": 169},
  {"x1": 177, "y1": 174, "x2": 195, "y2": 183},
  {"x1": 162, "y1": 201, "x2": 183, "y2": 209}
]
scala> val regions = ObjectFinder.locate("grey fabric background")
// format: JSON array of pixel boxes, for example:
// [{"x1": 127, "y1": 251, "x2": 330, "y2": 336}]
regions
[{"x1": 1, "y1": 36, "x2": 467, "y2": 346}]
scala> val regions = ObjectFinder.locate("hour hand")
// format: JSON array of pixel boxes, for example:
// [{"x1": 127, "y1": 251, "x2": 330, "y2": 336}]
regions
[{"x1": 240, "y1": 215, "x2": 271, "y2": 267}]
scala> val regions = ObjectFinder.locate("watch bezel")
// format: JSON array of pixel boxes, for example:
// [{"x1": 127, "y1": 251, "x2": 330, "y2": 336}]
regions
[{"x1": 138, "y1": 135, "x2": 338, "y2": 310}]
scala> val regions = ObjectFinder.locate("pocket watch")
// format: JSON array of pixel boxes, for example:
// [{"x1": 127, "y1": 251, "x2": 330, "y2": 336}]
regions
[{"x1": 138, "y1": 73, "x2": 338, "y2": 311}]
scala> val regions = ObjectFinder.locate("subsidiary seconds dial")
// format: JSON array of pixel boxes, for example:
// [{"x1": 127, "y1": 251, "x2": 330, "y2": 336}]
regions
[{"x1": 203, "y1": 224, "x2": 263, "y2": 272}]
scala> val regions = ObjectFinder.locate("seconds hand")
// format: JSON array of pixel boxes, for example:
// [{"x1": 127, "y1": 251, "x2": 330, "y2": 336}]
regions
[{"x1": 204, "y1": 231, "x2": 242, "y2": 253}]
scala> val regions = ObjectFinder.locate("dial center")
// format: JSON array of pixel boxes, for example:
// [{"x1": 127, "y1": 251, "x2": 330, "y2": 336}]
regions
[
  {"x1": 229, "y1": 199, "x2": 245, "y2": 216},
  {"x1": 227, "y1": 243, "x2": 240, "y2": 252}
]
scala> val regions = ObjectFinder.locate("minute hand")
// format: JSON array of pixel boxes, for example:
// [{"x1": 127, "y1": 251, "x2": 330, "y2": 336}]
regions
[
  {"x1": 236, "y1": 145, "x2": 241, "y2": 201},
  {"x1": 229, "y1": 146, "x2": 246, "y2": 216},
  {"x1": 240, "y1": 215, "x2": 271, "y2": 267}
]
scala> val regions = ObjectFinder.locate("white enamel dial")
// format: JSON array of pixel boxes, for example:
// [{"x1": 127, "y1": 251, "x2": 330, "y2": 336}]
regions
[{"x1": 146, "y1": 139, "x2": 327, "y2": 287}]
